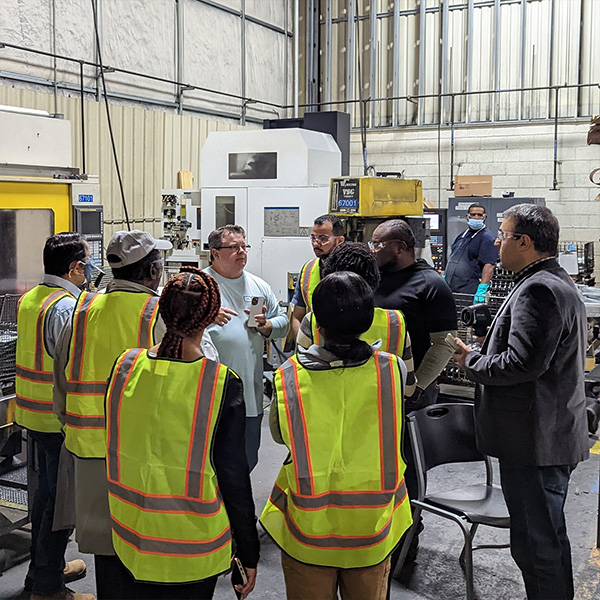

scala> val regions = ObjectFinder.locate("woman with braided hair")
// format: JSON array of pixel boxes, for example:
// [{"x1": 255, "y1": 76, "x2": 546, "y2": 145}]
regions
[{"x1": 103, "y1": 267, "x2": 259, "y2": 599}]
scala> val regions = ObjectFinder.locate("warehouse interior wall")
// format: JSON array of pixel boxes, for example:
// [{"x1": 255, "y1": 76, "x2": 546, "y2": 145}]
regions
[
  {"x1": 0, "y1": 0, "x2": 292, "y2": 124},
  {"x1": 308, "y1": 0, "x2": 600, "y2": 127}
]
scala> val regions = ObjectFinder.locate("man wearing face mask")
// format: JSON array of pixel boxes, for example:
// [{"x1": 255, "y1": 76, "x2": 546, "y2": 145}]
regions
[
  {"x1": 53, "y1": 230, "x2": 173, "y2": 599},
  {"x1": 445, "y1": 203, "x2": 498, "y2": 302},
  {"x1": 15, "y1": 233, "x2": 93, "y2": 600}
]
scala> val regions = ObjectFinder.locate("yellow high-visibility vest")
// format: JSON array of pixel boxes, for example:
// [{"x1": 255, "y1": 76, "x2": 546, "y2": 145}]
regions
[
  {"x1": 64, "y1": 290, "x2": 159, "y2": 458},
  {"x1": 312, "y1": 307, "x2": 407, "y2": 356},
  {"x1": 299, "y1": 258, "x2": 321, "y2": 312},
  {"x1": 15, "y1": 285, "x2": 73, "y2": 433},
  {"x1": 260, "y1": 351, "x2": 412, "y2": 568},
  {"x1": 106, "y1": 349, "x2": 233, "y2": 583}
]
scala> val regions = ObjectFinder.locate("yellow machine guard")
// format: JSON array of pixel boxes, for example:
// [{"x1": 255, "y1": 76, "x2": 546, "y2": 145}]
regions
[
  {"x1": 0, "y1": 181, "x2": 72, "y2": 232},
  {"x1": 329, "y1": 177, "x2": 423, "y2": 217}
]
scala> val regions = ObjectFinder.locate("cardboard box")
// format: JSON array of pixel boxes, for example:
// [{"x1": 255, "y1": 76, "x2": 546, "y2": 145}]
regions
[{"x1": 454, "y1": 175, "x2": 492, "y2": 197}]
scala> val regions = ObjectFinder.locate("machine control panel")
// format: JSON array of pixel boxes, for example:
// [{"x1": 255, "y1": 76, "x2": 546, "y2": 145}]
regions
[
  {"x1": 423, "y1": 208, "x2": 447, "y2": 272},
  {"x1": 73, "y1": 206, "x2": 104, "y2": 265}
]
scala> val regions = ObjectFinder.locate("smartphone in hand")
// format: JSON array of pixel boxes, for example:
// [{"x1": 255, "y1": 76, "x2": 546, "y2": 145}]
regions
[
  {"x1": 247, "y1": 297, "x2": 265, "y2": 327},
  {"x1": 445, "y1": 332, "x2": 461, "y2": 351},
  {"x1": 231, "y1": 556, "x2": 248, "y2": 599}
]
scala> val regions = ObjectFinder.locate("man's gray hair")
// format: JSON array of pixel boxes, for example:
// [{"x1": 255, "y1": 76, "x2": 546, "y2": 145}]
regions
[{"x1": 503, "y1": 204, "x2": 559, "y2": 256}]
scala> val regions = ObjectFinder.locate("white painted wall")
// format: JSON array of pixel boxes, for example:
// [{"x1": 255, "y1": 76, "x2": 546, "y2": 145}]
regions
[
  {"x1": 0, "y1": 0, "x2": 292, "y2": 121},
  {"x1": 350, "y1": 123, "x2": 600, "y2": 275}
]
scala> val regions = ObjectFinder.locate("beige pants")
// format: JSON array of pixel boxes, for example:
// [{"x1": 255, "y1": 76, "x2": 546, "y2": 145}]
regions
[{"x1": 281, "y1": 552, "x2": 391, "y2": 600}]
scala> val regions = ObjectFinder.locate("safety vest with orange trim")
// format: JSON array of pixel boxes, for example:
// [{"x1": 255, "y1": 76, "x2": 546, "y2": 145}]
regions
[
  {"x1": 105, "y1": 348, "x2": 233, "y2": 583},
  {"x1": 15, "y1": 285, "x2": 74, "y2": 433},
  {"x1": 64, "y1": 290, "x2": 159, "y2": 458},
  {"x1": 299, "y1": 258, "x2": 321, "y2": 312},
  {"x1": 260, "y1": 351, "x2": 412, "y2": 568},
  {"x1": 311, "y1": 307, "x2": 407, "y2": 356}
]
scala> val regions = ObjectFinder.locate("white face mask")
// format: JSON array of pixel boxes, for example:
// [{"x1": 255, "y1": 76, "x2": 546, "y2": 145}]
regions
[{"x1": 468, "y1": 218, "x2": 485, "y2": 230}]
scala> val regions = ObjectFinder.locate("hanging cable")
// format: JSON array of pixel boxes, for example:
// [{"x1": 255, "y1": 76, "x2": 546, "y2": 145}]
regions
[
  {"x1": 90, "y1": 0, "x2": 131, "y2": 231},
  {"x1": 355, "y1": 0, "x2": 369, "y2": 176}
]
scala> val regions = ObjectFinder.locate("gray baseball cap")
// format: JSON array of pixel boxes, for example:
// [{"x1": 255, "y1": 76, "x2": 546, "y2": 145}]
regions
[{"x1": 106, "y1": 230, "x2": 172, "y2": 268}]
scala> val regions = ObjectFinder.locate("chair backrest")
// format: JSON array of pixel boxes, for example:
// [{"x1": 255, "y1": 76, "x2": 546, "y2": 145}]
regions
[{"x1": 409, "y1": 402, "x2": 486, "y2": 473}]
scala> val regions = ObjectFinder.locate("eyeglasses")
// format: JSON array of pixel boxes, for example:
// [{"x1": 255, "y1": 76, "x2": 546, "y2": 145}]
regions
[
  {"x1": 310, "y1": 235, "x2": 336, "y2": 246},
  {"x1": 496, "y1": 230, "x2": 523, "y2": 242},
  {"x1": 218, "y1": 244, "x2": 251, "y2": 253},
  {"x1": 367, "y1": 240, "x2": 401, "y2": 251}
]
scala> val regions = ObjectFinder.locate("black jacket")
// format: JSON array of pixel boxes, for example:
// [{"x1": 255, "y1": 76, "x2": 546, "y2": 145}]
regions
[{"x1": 464, "y1": 258, "x2": 589, "y2": 466}]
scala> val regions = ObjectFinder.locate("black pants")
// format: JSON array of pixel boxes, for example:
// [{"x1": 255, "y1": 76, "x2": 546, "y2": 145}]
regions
[
  {"x1": 28, "y1": 431, "x2": 72, "y2": 596},
  {"x1": 499, "y1": 460, "x2": 576, "y2": 600},
  {"x1": 94, "y1": 554, "x2": 218, "y2": 600}
]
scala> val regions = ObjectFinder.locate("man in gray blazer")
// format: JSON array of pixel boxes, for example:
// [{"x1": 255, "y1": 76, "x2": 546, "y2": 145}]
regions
[{"x1": 454, "y1": 204, "x2": 588, "y2": 600}]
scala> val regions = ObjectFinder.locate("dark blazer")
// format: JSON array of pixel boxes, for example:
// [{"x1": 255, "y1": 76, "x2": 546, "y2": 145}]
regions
[{"x1": 464, "y1": 258, "x2": 589, "y2": 466}]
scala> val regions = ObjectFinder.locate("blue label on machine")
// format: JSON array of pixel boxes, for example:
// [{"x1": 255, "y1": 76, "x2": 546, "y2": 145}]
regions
[
  {"x1": 337, "y1": 197, "x2": 359, "y2": 209},
  {"x1": 332, "y1": 178, "x2": 360, "y2": 213},
  {"x1": 78, "y1": 194, "x2": 94, "y2": 203}
]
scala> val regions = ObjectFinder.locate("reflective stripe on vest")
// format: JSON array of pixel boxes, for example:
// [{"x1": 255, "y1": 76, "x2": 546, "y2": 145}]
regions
[
  {"x1": 260, "y1": 351, "x2": 412, "y2": 568},
  {"x1": 300, "y1": 258, "x2": 320, "y2": 312},
  {"x1": 64, "y1": 291, "x2": 159, "y2": 458},
  {"x1": 15, "y1": 286, "x2": 72, "y2": 433},
  {"x1": 105, "y1": 349, "x2": 232, "y2": 582},
  {"x1": 268, "y1": 484, "x2": 407, "y2": 549},
  {"x1": 310, "y1": 307, "x2": 406, "y2": 357}
]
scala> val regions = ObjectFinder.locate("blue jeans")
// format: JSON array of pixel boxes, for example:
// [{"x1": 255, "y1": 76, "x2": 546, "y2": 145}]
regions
[
  {"x1": 28, "y1": 431, "x2": 72, "y2": 596},
  {"x1": 499, "y1": 460, "x2": 576, "y2": 600}
]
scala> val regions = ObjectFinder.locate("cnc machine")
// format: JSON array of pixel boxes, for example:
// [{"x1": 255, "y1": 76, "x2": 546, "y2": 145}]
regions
[{"x1": 200, "y1": 129, "x2": 342, "y2": 301}]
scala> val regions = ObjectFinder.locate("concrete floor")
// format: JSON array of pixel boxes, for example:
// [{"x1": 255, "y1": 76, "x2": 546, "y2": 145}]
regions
[{"x1": 1, "y1": 414, "x2": 600, "y2": 600}]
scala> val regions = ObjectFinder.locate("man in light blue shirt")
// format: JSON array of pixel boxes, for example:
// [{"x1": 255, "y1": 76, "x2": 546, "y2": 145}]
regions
[{"x1": 205, "y1": 225, "x2": 289, "y2": 471}]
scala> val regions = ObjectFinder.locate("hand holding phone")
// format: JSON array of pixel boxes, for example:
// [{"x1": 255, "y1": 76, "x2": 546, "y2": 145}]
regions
[
  {"x1": 445, "y1": 332, "x2": 461, "y2": 351},
  {"x1": 247, "y1": 297, "x2": 265, "y2": 328},
  {"x1": 232, "y1": 557, "x2": 256, "y2": 599}
]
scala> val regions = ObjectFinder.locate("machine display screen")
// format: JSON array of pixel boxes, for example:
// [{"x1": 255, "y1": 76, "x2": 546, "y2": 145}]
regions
[
  {"x1": 228, "y1": 152, "x2": 277, "y2": 179},
  {"x1": 79, "y1": 209, "x2": 102, "y2": 235},
  {"x1": 425, "y1": 213, "x2": 440, "y2": 230}
]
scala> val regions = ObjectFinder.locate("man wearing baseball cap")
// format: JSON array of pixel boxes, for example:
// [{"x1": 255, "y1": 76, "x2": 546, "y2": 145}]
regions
[{"x1": 53, "y1": 230, "x2": 178, "y2": 599}]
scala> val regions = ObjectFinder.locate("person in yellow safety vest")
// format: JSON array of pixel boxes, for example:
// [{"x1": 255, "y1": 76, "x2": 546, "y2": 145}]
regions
[
  {"x1": 261, "y1": 271, "x2": 413, "y2": 600},
  {"x1": 15, "y1": 233, "x2": 93, "y2": 600},
  {"x1": 52, "y1": 230, "x2": 177, "y2": 600},
  {"x1": 289, "y1": 214, "x2": 345, "y2": 341},
  {"x1": 103, "y1": 267, "x2": 259, "y2": 600},
  {"x1": 296, "y1": 242, "x2": 417, "y2": 401}
]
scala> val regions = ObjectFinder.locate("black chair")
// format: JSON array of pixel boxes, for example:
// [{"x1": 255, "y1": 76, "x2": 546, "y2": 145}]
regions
[{"x1": 394, "y1": 402, "x2": 510, "y2": 600}]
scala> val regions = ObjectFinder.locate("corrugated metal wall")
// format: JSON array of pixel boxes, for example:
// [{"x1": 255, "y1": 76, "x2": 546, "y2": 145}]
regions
[
  {"x1": 0, "y1": 0, "x2": 292, "y2": 125},
  {"x1": 319, "y1": 0, "x2": 600, "y2": 128},
  {"x1": 0, "y1": 86, "x2": 247, "y2": 241}
]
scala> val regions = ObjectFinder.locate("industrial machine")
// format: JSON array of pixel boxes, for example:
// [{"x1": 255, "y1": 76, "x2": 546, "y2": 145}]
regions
[
  {"x1": 200, "y1": 128, "x2": 342, "y2": 301},
  {"x1": 0, "y1": 106, "x2": 102, "y2": 545},
  {"x1": 0, "y1": 108, "x2": 103, "y2": 295},
  {"x1": 161, "y1": 188, "x2": 202, "y2": 277},
  {"x1": 327, "y1": 173, "x2": 433, "y2": 266},
  {"x1": 329, "y1": 174, "x2": 423, "y2": 239}
]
